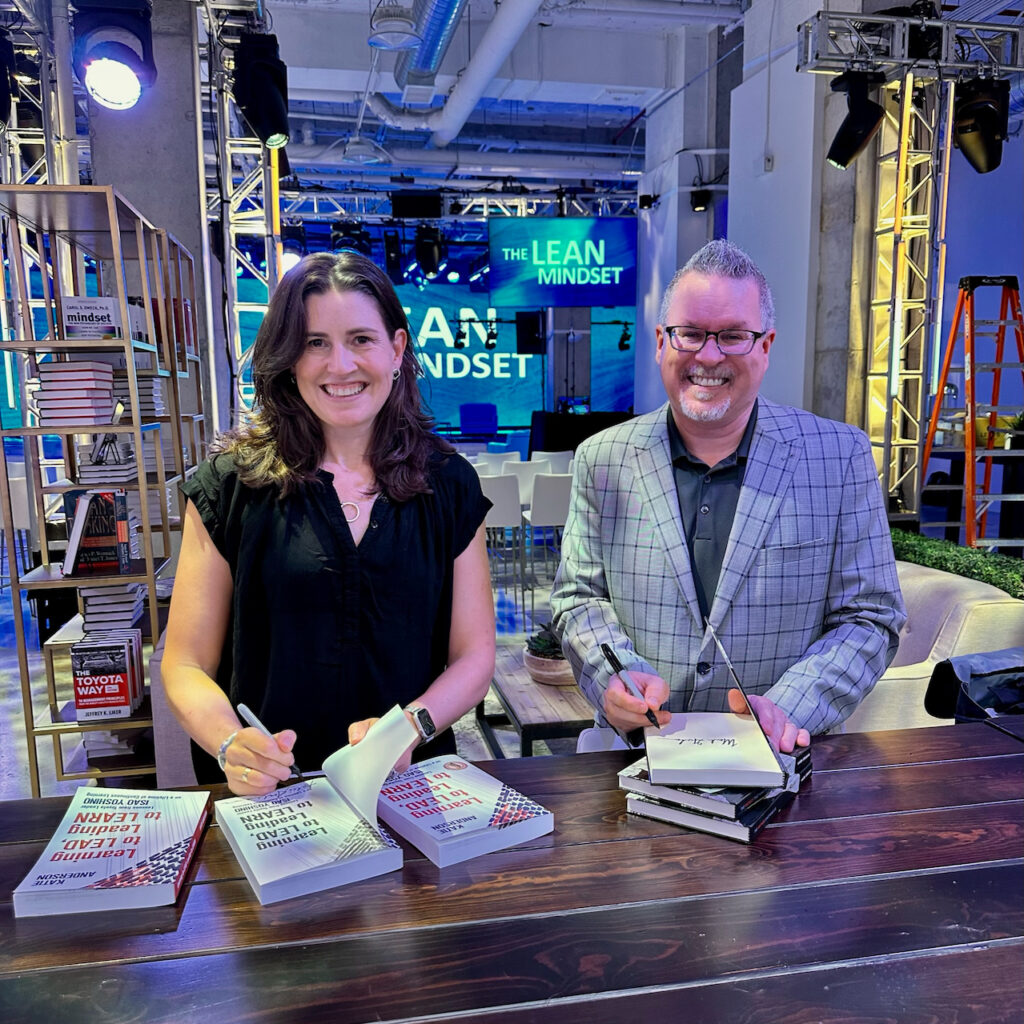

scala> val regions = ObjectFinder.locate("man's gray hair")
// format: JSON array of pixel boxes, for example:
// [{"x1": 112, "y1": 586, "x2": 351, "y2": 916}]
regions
[{"x1": 658, "y1": 239, "x2": 776, "y2": 330}]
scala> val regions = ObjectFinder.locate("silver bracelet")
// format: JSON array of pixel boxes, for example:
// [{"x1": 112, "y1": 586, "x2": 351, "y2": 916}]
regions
[{"x1": 217, "y1": 730, "x2": 239, "y2": 772}]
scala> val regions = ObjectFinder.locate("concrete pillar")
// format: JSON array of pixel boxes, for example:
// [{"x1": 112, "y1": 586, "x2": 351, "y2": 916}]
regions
[{"x1": 86, "y1": 0, "x2": 222, "y2": 431}]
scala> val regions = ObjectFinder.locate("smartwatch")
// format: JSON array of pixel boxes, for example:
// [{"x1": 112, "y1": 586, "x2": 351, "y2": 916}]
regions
[{"x1": 406, "y1": 703, "x2": 436, "y2": 743}]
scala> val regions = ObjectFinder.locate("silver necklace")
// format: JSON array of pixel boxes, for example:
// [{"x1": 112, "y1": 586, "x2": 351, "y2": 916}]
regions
[{"x1": 339, "y1": 496, "x2": 375, "y2": 523}]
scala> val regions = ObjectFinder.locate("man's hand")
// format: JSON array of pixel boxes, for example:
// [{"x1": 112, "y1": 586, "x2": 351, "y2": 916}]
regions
[
  {"x1": 727, "y1": 689, "x2": 810, "y2": 753},
  {"x1": 225, "y1": 727, "x2": 297, "y2": 795},
  {"x1": 602, "y1": 671, "x2": 673, "y2": 733}
]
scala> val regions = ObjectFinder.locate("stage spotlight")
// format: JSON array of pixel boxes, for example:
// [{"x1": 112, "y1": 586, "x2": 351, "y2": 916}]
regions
[
  {"x1": 468, "y1": 253, "x2": 489, "y2": 283},
  {"x1": 330, "y1": 220, "x2": 372, "y2": 256},
  {"x1": 618, "y1": 325, "x2": 631, "y2": 351},
  {"x1": 0, "y1": 32, "x2": 16, "y2": 130},
  {"x1": 415, "y1": 226, "x2": 444, "y2": 279},
  {"x1": 232, "y1": 32, "x2": 289, "y2": 149},
  {"x1": 383, "y1": 229, "x2": 404, "y2": 283},
  {"x1": 484, "y1": 322, "x2": 498, "y2": 350},
  {"x1": 690, "y1": 189, "x2": 712, "y2": 213},
  {"x1": 826, "y1": 70, "x2": 886, "y2": 170},
  {"x1": 280, "y1": 224, "x2": 306, "y2": 273},
  {"x1": 446, "y1": 268, "x2": 461, "y2": 284},
  {"x1": 953, "y1": 77, "x2": 1010, "y2": 174},
  {"x1": 453, "y1": 323, "x2": 467, "y2": 349},
  {"x1": 72, "y1": 0, "x2": 157, "y2": 111}
]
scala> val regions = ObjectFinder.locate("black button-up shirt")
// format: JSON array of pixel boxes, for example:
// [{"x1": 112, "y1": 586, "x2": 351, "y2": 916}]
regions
[{"x1": 667, "y1": 401, "x2": 758, "y2": 622}]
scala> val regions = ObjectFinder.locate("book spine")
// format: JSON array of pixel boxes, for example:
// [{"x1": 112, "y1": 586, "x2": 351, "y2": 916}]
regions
[{"x1": 115, "y1": 491, "x2": 130, "y2": 574}]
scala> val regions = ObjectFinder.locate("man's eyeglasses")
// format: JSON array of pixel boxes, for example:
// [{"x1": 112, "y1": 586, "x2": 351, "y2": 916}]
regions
[{"x1": 663, "y1": 326, "x2": 768, "y2": 355}]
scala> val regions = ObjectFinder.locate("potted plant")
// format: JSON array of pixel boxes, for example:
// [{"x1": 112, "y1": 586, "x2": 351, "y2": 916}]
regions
[{"x1": 523, "y1": 623, "x2": 575, "y2": 686}]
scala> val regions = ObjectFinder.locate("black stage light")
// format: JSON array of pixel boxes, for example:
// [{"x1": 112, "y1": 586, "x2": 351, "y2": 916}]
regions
[
  {"x1": 72, "y1": 0, "x2": 157, "y2": 111},
  {"x1": 618, "y1": 325, "x2": 631, "y2": 351},
  {"x1": 330, "y1": 220, "x2": 372, "y2": 256},
  {"x1": 0, "y1": 31, "x2": 16, "y2": 130},
  {"x1": 453, "y1": 322, "x2": 467, "y2": 349},
  {"x1": 953, "y1": 77, "x2": 1010, "y2": 174},
  {"x1": 280, "y1": 223, "x2": 306, "y2": 272},
  {"x1": 826, "y1": 70, "x2": 886, "y2": 170},
  {"x1": 415, "y1": 225, "x2": 444, "y2": 279},
  {"x1": 484, "y1": 321, "x2": 498, "y2": 350},
  {"x1": 383, "y1": 229, "x2": 404, "y2": 283},
  {"x1": 638, "y1": 193, "x2": 658, "y2": 210},
  {"x1": 690, "y1": 188, "x2": 712, "y2": 213},
  {"x1": 232, "y1": 32, "x2": 289, "y2": 149}
]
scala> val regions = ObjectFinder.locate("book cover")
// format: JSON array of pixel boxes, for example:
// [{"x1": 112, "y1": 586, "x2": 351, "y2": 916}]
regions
[
  {"x1": 377, "y1": 756, "x2": 554, "y2": 868},
  {"x1": 625, "y1": 788, "x2": 795, "y2": 844},
  {"x1": 62, "y1": 490, "x2": 131, "y2": 576},
  {"x1": 644, "y1": 712, "x2": 787, "y2": 788},
  {"x1": 215, "y1": 705, "x2": 417, "y2": 905},
  {"x1": 70, "y1": 636, "x2": 135, "y2": 720},
  {"x1": 13, "y1": 787, "x2": 209, "y2": 917},
  {"x1": 619, "y1": 746, "x2": 812, "y2": 820}
]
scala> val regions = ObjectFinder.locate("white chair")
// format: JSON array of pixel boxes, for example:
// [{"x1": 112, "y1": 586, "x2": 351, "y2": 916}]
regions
[
  {"x1": 522, "y1": 472, "x2": 573, "y2": 613},
  {"x1": 531, "y1": 450, "x2": 573, "y2": 474},
  {"x1": 476, "y1": 451, "x2": 518, "y2": 475},
  {"x1": 478, "y1": 474, "x2": 524, "y2": 609},
  {"x1": 501, "y1": 458, "x2": 550, "y2": 508}
]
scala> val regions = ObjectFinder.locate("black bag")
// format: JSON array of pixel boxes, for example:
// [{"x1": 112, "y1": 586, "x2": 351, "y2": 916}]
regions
[{"x1": 924, "y1": 647, "x2": 1024, "y2": 723}]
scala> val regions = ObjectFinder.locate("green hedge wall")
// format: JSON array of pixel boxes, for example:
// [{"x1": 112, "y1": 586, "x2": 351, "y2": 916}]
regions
[{"x1": 891, "y1": 529, "x2": 1024, "y2": 600}]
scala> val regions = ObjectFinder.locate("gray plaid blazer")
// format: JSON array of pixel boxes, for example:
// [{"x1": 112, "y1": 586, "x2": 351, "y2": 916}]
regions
[{"x1": 551, "y1": 399, "x2": 906, "y2": 735}]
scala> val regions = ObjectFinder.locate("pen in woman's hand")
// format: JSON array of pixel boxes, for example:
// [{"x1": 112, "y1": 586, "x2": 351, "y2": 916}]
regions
[
  {"x1": 600, "y1": 644, "x2": 660, "y2": 728},
  {"x1": 237, "y1": 703, "x2": 304, "y2": 779}
]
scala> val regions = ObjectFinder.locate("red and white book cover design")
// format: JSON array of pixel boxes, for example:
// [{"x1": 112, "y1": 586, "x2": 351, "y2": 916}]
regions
[
  {"x1": 13, "y1": 787, "x2": 210, "y2": 917},
  {"x1": 377, "y1": 757, "x2": 553, "y2": 867},
  {"x1": 71, "y1": 636, "x2": 134, "y2": 720}
]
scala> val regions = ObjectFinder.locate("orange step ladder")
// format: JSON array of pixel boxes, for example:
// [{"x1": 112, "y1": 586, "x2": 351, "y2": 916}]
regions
[{"x1": 922, "y1": 275, "x2": 1024, "y2": 548}]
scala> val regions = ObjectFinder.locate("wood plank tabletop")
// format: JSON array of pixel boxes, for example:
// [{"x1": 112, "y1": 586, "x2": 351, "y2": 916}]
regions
[{"x1": 1, "y1": 722, "x2": 1021, "y2": 1024}]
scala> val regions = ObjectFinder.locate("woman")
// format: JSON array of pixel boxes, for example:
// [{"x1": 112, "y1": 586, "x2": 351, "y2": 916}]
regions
[{"x1": 163, "y1": 251, "x2": 495, "y2": 795}]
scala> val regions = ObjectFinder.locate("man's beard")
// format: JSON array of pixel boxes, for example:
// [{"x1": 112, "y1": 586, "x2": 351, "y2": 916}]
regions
[{"x1": 676, "y1": 385, "x2": 732, "y2": 423}]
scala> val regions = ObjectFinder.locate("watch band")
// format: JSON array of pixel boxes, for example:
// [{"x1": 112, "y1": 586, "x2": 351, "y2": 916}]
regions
[{"x1": 406, "y1": 704, "x2": 436, "y2": 742}]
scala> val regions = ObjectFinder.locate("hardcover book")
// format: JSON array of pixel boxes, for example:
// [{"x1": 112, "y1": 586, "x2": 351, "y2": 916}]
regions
[
  {"x1": 215, "y1": 705, "x2": 418, "y2": 905},
  {"x1": 13, "y1": 787, "x2": 209, "y2": 917},
  {"x1": 377, "y1": 756, "x2": 554, "y2": 867},
  {"x1": 644, "y1": 712, "x2": 787, "y2": 788},
  {"x1": 619, "y1": 747, "x2": 812, "y2": 820},
  {"x1": 62, "y1": 489, "x2": 131, "y2": 575},
  {"x1": 70, "y1": 631, "x2": 142, "y2": 720},
  {"x1": 625, "y1": 788, "x2": 794, "y2": 844}
]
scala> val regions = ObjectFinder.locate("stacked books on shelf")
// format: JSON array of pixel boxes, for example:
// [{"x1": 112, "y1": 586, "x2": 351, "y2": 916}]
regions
[
  {"x1": 82, "y1": 727, "x2": 150, "y2": 763},
  {"x1": 70, "y1": 627, "x2": 144, "y2": 721},
  {"x1": 216, "y1": 706, "x2": 554, "y2": 905},
  {"x1": 62, "y1": 489, "x2": 134, "y2": 576},
  {"x1": 13, "y1": 787, "x2": 209, "y2": 917},
  {"x1": 75, "y1": 438, "x2": 138, "y2": 484},
  {"x1": 114, "y1": 374, "x2": 165, "y2": 420},
  {"x1": 80, "y1": 581, "x2": 145, "y2": 634},
  {"x1": 30, "y1": 360, "x2": 114, "y2": 426},
  {"x1": 621, "y1": 716, "x2": 813, "y2": 843}
]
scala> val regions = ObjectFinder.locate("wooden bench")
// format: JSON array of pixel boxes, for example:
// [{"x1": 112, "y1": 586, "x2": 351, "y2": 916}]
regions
[{"x1": 475, "y1": 644, "x2": 595, "y2": 757}]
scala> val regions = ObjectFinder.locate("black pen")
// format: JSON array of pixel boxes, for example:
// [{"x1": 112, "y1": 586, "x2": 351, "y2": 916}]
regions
[
  {"x1": 237, "y1": 703, "x2": 304, "y2": 780},
  {"x1": 600, "y1": 644, "x2": 659, "y2": 728}
]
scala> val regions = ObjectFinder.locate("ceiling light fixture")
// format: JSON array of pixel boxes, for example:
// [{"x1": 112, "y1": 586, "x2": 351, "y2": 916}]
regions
[
  {"x1": 368, "y1": 0, "x2": 422, "y2": 50},
  {"x1": 232, "y1": 32, "x2": 289, "y2": 149},
  {"x1": 953, "y1": 77, "x2": 1010, "y2": 174},
  {"x1": 689, "y1": 189, "x2": 712, "y2": 213},
  {"x1": 826, "y1": 70, "x2": 886, "y2": 170},
  {"x1": 343, "y1": 50, "x2": 391, "y2": 165},
  {"x1": 71, "y1": 0, "x2": 157, "y2": 111}
]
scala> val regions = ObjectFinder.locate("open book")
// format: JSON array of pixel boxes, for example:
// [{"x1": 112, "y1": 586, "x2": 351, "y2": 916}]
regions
[
  {"x1": 644, "y1": 712, "x2": 787, "y2": 788},
  {"x1": 215, "y1": 705, "x2": 417, "y2": 905}
]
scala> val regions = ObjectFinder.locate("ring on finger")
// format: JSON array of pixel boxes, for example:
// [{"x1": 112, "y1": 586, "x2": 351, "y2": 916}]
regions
[{"x1": 241, "y1": 766, "x2": 251, "y2": 784}]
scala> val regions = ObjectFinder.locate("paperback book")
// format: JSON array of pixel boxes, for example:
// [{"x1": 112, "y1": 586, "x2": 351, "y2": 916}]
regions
[
  {"x1": 13, "y1": 787, "x2": 209, "y2": 917},
  {"x1": 70, "y1": 629, "x2": 143, "y2": 720},
  {"x1": 377, "y1": 757, "x2": 554, "y2": 867},
  {"x1": 215, "y1": 705, "x2": 418, "y2": 905},
  {"x1": 644, "y1": 712, "x2": 788, "y2": 788}
]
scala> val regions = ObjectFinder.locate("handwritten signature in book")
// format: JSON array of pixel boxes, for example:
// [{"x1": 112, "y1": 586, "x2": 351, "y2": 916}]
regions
[{"x1": 667, "y1": 737, "x2": 738, "y2": 747}]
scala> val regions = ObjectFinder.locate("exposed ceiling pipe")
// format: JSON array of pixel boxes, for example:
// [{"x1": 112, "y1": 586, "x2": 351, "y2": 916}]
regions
[
  {"x1": 542, "y1": 0, "x2": 742, "y2": 23},
  {"x1": 394, "y1": 0, "x2": 470, "y2": 94},
  {"x1": 372, "y1": 0, "x2": 545, "y2": 148}
]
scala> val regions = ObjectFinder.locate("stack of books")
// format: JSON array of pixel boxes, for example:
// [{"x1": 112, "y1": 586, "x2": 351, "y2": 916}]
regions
[
  {"x1": 620, "y1": 744, "x2": 812, "y2": 843},
  {"x1": 70, "y1": 627, "x2": 144, "y2": 722},
  {"x1": 80, "y1": 581, "x2": 145, "y2": 634},
  {"x1": 75, "y1": 438, "x2": 138, "y2": 485},
  {"x1": 31, "y1": 360, "x2": 114, "y2": 426},
  {"x1": 82, "y1": 727, "x2": 150, "y2": 765},
  {"x1": 114, "y1": 374, "x2": 165, "y2": 420}
]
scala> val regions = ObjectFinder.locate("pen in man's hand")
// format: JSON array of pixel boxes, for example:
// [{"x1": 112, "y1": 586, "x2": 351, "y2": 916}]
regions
[
  {"x1": 237, "y1": 703, "x2": 303, "y2": 779},
  {"x1": 600, "y1": 644, "x2": 660, "y2": 728}
]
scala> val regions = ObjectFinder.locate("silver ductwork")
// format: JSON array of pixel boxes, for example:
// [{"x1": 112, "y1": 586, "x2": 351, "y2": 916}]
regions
[{"x1": 394, "y1": 0, "x2": 470, "y2": 103}]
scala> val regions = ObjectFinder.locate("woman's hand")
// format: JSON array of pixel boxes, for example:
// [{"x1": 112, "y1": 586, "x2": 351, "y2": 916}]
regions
[
  {"x1": 349, "y1": 716, "x2": 418, "y2": 774},
  {"x1": 223, "y1": 726, "x2": 298, "y2": 796}
]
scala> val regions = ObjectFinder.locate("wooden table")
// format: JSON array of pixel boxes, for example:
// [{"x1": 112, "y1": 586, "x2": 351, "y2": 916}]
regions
[
  {"x1": 1, "y1": 723, "x2": 1022, "y2": 1023},
  {"x1": 475, "y1": 643, "x2": 595, "y2": 756}
]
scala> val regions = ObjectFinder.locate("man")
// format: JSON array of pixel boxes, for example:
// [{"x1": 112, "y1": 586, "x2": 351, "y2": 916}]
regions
[{"x1": 551, "y1": 240, "x2": 905, "y2": 752}]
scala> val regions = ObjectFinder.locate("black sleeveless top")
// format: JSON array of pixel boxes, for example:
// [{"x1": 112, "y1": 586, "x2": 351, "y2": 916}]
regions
[{"x1": 180, "y1": 449, "x2": 490, "y2": 782}]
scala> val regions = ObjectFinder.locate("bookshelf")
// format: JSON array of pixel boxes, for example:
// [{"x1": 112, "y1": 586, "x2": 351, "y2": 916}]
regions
[{"x1": 0, "y1": 185, "x2": 206, "y2": 796}]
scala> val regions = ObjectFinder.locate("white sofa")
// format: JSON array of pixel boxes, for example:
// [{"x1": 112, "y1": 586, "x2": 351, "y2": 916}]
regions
[{"x1": 844, "y1": 560, "x2": 1024, "y2": 732}]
